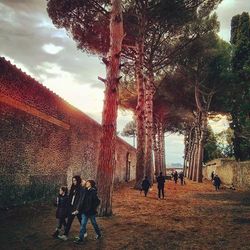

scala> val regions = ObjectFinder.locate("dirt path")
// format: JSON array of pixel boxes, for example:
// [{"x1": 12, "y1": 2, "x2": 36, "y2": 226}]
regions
[{"x1": 1, "y1": 179, "x2": 250, "y2": 250}]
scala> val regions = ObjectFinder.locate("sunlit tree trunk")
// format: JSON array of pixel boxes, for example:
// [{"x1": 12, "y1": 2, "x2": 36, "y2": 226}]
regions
[
  {"x1": 144, "y1": 69, "x2": 155, "y2": 184},
  {"x1": 158, "y1": 120, "x2": 165, "y2": 175},
  {"x1": 161, "y1": 130, "x2": 166, "y2": 176},
  {"x1": 197, "y1": 112, "x2": 208, "y2": 182},
  {"x1": 185, "y1": 126, "x2": 194, "y2": 177},
  {"x1": 153, "y1": 120, "x2": 160, "y2": 177},
  {"x1": 192, "y1": 114, "x2": 201, "y2": 181},
  {"x1": 96, "y1": 0, "x2": 123, "y2": 216},
  {"x1": 134, "y1": 38, "x2": 145, "y2": 189},
  {"x1": 189, "y1": 124, "x2": 198, "y2": 180},
  {"x1": 194, "y1": 83, "x2": 213, "y2": 183},
  {"x1": 187, "y1": 138, "x2": 193, "y2": 179},
  {"x1": 183, "y1": 130, "x2": 189, "y2": 175}
]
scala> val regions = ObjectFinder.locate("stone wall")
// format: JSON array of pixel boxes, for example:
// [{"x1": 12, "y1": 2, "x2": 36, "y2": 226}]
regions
[
  {"x1": 203, "y1": 158, "x2": 250, "y2": 189},
  {"x1": 0, "y1": 57, "x2": 136, "y2": 207}
]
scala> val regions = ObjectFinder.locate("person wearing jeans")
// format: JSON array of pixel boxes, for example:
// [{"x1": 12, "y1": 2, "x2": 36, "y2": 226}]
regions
[
  {"x1": 74, "y1": 180, "x2": 101, "y2": 244},
  {"x1": 79, "y1": 213, "x2": 101, "y2": 240}
]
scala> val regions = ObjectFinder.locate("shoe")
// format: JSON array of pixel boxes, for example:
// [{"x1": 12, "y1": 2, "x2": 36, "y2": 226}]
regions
[
  {"x1": 58, "y1": 235, "x2": 68, "y2": 241},
  {"x1": 84, "y1": 233, "x2": 88, "y2": 238},
  {"x1": 52, "y1": 230, "x2": 59, "y2": 238},
  {"x1": 95, "y1": 235, "x2": 102, "y2": 240},
  {"x1": 74, "y1": 238, "x2": 83, "y2": 244}
]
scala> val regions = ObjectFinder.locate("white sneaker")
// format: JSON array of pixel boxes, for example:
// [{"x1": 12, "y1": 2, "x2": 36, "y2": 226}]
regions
[
  {"x1": 58, "y1": 235, "x2": 68, "y2": 241},
  {"x1": 74, "y1": 233, "x2": 87, "y2": 240},
  {"x1": 95, "y1": 235, "x2": 102, "y2": 240}
]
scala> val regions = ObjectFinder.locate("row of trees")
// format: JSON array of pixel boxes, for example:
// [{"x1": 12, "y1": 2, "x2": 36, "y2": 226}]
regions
[{"x1": 47, "y1": 0, "x2": 249, "y2": 216}]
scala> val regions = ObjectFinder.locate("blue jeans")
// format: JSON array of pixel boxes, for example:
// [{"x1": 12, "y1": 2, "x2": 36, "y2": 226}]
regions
[{"x1": 79, "y1": 213, "x2": 101, "y2": 240}]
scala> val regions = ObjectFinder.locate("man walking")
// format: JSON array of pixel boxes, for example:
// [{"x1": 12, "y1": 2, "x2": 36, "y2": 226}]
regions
[
  {"x1": 213, "y1": 174, "x2": 221, "y2": 191},
  {"x1": 141, "y1": 176, "x2": 151, "y2": 197},
  {"x1": 156, "y1": 172, "x2": 165, "y2": 199},
  {"x1": 73, "y1": 180, "x2": 102, "y2": 244}
]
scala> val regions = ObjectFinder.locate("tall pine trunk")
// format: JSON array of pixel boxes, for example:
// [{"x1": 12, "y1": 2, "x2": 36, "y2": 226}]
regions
[
  {"x1": 96, "y1": 0, "x2": 123, "y2": 216},
  {"x1": 192, "y1": 118, "x2": 200, "y2": 181},
  {"x1": 144, "y1": 69, "x2": 155, "y2": 184},
  {"x1": 183, "y1": 130, "x2": 189, "y2": 175},
  {"x1": 197, "y1": 111, "x2": 208, "y2": 182},
  {"x1": 134, "y1": 38, "x2": 145, "y2": 189},
  {"x1": 158, "y1": 120, "x2": 165, "y2": 175},
  {"x1": 153, "y1": 120, "x2": 160, "y2": 177},
  {"x1": 185, "y1": 126, "x2": 194, "y2": 177}
]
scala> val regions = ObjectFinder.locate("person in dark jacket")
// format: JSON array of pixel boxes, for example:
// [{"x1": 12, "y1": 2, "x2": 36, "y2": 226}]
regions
[
  {"x1": 211, "y1": 171, "x2": 215, "y2": 181},
  {"x1": 173, "y1": 171, "x2": 178, "y2": 184},
  {"x1": 156, "y1": 172, "x2": 165, "y2": 199},
  {"x1": 58, "y1": 175, "x2": 82, "y2": 241},
  {"x1": 74, "y1": 180, "x2": 101, "y2": 244},
  {"x1": 179, "y1": 172, "x2": 184, "y2": 185},
  {"x1": 141, "y1": 176, "x2": 151, "y2": 197},
  {"x1": 213, "y1": 174, "x2": 221, "y2": 191},
  {"x1": 52, "y1": 186, "x2": 68, "y2": 238}
]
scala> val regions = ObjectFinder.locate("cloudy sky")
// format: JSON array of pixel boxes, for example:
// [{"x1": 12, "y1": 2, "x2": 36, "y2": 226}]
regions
[{"x1": 0, "y1": 0, "x2": 249, "y2": 165}]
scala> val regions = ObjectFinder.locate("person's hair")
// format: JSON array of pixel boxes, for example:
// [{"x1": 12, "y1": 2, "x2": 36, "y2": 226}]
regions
[
  {"x1": 70, "y1": 175, "x2": 82, "y2": 194},
  {"x1": 73, "y1": 175, "x2": 82, "y2": 186},
  {"x1": 160, "y1": 172, "x2": 163, "y2": 176},
  {"x1": 87, "y1": 179, "x2": 96, "y2": 188},
  {"x1": 60, "y1": 186, "x2": 68, "y2": 194},
  {"x1": 145, "y1": 176, "x2": 148, "y2": 179}
]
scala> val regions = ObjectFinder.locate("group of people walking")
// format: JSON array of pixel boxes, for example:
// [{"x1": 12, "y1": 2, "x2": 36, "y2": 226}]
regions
[
  {"x1": 141, "y1": 170, "x2": 185, "y2": 199},
  {"x1": 53, "y1": 176, "x2": 101, "y2": 244}
]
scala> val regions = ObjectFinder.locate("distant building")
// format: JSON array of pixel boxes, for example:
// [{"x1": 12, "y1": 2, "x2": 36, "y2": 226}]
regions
[{"x1": 0, "y1": 57, "x2": 136, "y2": 207}]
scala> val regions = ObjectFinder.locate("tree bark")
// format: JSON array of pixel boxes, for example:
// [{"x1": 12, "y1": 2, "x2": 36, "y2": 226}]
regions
[
  {"x1": 192, "y1": 113, "x2": 201, "y2": 181},
  {"x1": 196, "y1": 111, "x2": 208, "y2": 182},
  {"x1": 134, "y1": 38, "x2": 146, "y2": 189},
  {"x1": 96, "y1": 0, "x2": 123, "y2": 216},
  {"x1": 153, "y1": 120, "x2": 160, "y2": 177},
  {"x1": 185, "y1": 126, "x2": 194, "y2": 177},
  {"x1": 144, "y1": 69, "x2": 155, "y2": 184},
  {"x1": 183, "y1": 130, "x2": 189, "y2": 176},
  {"x1": 158, "y1": 120, "x2": 166, "y2": 175}
]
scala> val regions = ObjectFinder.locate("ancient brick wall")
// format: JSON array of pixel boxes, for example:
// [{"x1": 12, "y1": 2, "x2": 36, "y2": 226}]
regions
[
  {"x1": 203, "y1": 158, "x2": 250, "y2": 189},
  {"x1": 0, "y1": 57, "x2": 136, "y2": 207}
]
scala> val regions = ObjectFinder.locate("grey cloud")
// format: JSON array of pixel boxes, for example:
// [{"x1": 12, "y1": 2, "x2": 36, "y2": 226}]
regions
[{"x1": 0, "y1": 0, "x2": 105, "y2": 90}]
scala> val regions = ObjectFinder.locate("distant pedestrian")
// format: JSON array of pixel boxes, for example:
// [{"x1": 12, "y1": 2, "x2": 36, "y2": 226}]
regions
[
  {"x1": 173, "y1": 171, "x2": 178, "y2": 184},
  {"x1": 213, "y1": 174, "x2": 221, "y2": 191},
  {"x1": 52, "y1": 186, "x2": 68, "y2": 238},
  {"x1": 58, "y1": 175, "x2": 82, "y2": 241},
  {"x1": 156, "y1": 172, "x2": 165, "y2": 199},
  {"x1": 211, "y1": 171, "x2": 215, "y2": 181},
  {"x1": 179, "y1": 172, "x2": 184, "y2": 185},
  {"x1": 141, "y1": 176, "x2": 151, "y2": 197},
  {"x1": 74, "y1": 180, "x2": 101, "y2": 244}
]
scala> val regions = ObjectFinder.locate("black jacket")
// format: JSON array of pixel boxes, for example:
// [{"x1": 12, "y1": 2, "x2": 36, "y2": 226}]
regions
[
  {"x1": 75, "y1": 187, "x2": 87, "y2": 213},
  {"x1": 55, "y1": 194, "x2": 69, "y2": 219},
  {"x1": 213, "y1": 176, "x2": 221, "y2": 186},
  {"x1": 68, "y1": 186, "x2": 81, "y2": 211},
  {"x1": 142, "y1": 179, "x2": 150, "y2": 190},
  {"x1": 81, "y1": 188, "x2": 99, "y2": 216},
  {"x1": 157, "y1": 175, "x2": 165, "y2": 188}
]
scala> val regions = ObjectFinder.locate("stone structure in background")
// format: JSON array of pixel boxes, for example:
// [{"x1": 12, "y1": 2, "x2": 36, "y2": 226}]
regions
[
  {"x1": 0, "y1": 57, "x2": 136, "y2": 207},
  {"x1": 203, "y1": 158, "x2": 250, "y2": 189}
]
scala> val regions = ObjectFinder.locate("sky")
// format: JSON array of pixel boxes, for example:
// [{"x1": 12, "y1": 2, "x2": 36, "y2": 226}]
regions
[{"x1": 0, "y1": 0, "x2": 249, "y2": 165}]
